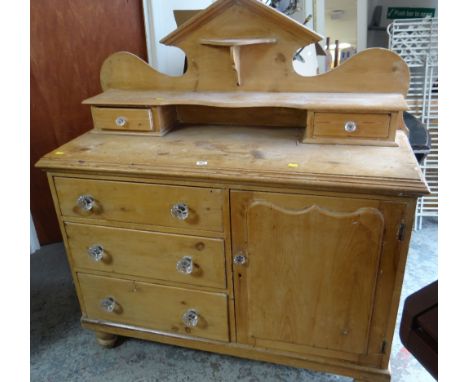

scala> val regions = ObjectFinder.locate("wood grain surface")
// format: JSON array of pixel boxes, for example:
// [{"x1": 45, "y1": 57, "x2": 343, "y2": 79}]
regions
[
  {"x1": 37, "y1": 126, "x2": 429, "y2": 196},
  {"x1": 313, "y1": 113, "x2": 391, "y2": 139},
  {"x1": 231, "y1": 192, "x2": 384, "y2": 353},
  {"x1": 83, "y1": 90, "x2": 407, "y2": 111},
  {"x1": 230, "y1": 191, "x2": 413, "y2": 370},
  {"x1": 97, "y1": 0, "x2": 407, "y2": 94},
  {"x1": 54, "y1": 177, "x2": 225, "y2": 232},
  {"x1": 78, "y1": 273, "x2": 230, "y2": 342},
  {"x1": 65, "y1": 223, "x2": 226, "y2": 289},
  {"x1": 98, "y1": 49, "x2": 409, "y2": 95},
  {"x1": 91, "y1": 107, "x2": 153, "y2": 132}
]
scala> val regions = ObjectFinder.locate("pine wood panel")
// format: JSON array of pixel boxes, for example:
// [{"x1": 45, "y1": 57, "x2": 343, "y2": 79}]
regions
[
  {"x1": 231, "y1": 191, "x2": 384, "y2": 355},
  {"x1": 84, "y1": 90, "x2": 407, "y2": 112},
  {"x1": 313, "y1": 113, "x2": 391, "y2": 139},
  {"x1": 152, "y1": 106, "x2": 178, "y2": 136},
  {"x1": 91, "y1": 107, "x2": 153, "y2": 132},
  {"x1": 31, "y1": 0, "x2": 147, "y2": 244},
  {"x1": 95, "y1": 1, "x2": 408, "y2": 95},
  {"x1": 99, "y1": 47, "x2": 409, "y2": 95},
  {"x1": 200, "y1": 37, "x2": 278, "y2": 46},
  {"x1": 65, "y1": 223, "x2": 226, "y2": 289},
  {"x1": 37, "y1": 127, "x2": 429, "y2": 197},
  {"x1": 176, "y1": 106, "x2": 306, "y2": 128},
  {"x1": 54, "y1": 177, "x2": 224, "y2": 232},
  {"x1": 367, "y1": 201, "x2": 414, "y2": 366},
  {"x1": 78, "y1": 273, "x2": 229, "y2": 342}
]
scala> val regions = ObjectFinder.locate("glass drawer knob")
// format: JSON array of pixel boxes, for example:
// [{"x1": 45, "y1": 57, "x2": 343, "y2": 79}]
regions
[
  {"x1": 182, "y1": 309, "x2": 199, "y2": 328},
  {"x1": 100, "y1": 297, "x2": 119, "y2": 313},
  {"x1": 88, "y1": 245, "x2": 104, "y2": 262},
  {"x1": 344, "y1": 121, "x2": 357, "y2": 133},
  {"x1": 171, "y1": 203, "x2": 189, "y2": 220},
  {"x1": 176, "y1": 256, "x2": 193, "y2": 274},
  {"x1": 115, "y1": 116, "x2": 127, "y2": 127},
  {"x1": 77, "y1": 194, "x2": 95, "y2": 211},
  {"x1": 233, "y1": 253, "x2": 247, "y2": 265}
]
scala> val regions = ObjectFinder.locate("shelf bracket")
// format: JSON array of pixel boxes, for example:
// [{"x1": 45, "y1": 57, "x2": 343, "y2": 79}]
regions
[
  {"x1": 230, "y1": 45, "x2": 242, "y2": 86},
  {"x1": 200, "y1": 38, "x2": 277, "y2": 87}
]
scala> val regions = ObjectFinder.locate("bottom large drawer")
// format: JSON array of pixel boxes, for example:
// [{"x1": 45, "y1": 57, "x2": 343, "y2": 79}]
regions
[{"x1": 78, "y1": 273, "x2": 229, "y2": 342}]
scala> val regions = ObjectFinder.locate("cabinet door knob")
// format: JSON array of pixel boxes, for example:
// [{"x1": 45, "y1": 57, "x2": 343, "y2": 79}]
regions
[
  {"x1": 115, "y1": 116, "x2": 127, "y2": 127},
  {"x1": 176, "y1": 256, "x2": 193, "y2": 274},
  {"x1": 77, "y1": 194, "x2": 95, "y2": 211},
  {"x1": 233, "y1": 253, "x2": 247, "y2": 265},
  {"x1": 344, "y1": 121, "x2": 357, "y2": 133},
  {"x1": 88, "y1": 244, "x2": 104, "y2": 262},
  {"x1": 100, "y1": 297, "x2": 120, "y2": 313},
  {"x1": 171, "y1": 203, "x2": 189, "y2": 220},
  {"x1": 182, "y1": 309, "x2": 199, "y2": 328}
]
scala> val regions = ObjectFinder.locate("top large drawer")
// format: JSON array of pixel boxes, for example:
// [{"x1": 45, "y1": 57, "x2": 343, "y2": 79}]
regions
[{"x1": 54, "y1": 177, "x2": 224, "y2": 232}]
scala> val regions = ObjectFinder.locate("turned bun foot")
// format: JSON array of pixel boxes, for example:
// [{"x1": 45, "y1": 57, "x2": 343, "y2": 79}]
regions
[
  {"x1": 95, "y1": 331, "x2": 119, "y2": 348},
  {"x1": 354, "y1": 375, "x2": 391, "y2": 382}
]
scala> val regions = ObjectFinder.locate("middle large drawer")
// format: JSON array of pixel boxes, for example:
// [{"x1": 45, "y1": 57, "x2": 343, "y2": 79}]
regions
[{"x1": 65, "y1": 223, "x2": 226, "y2": 289}]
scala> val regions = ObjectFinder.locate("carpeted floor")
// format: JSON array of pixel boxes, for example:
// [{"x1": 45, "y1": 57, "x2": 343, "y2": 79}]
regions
[{"x1": 31, "y1": 219, "x2": 437, "y2": 382}]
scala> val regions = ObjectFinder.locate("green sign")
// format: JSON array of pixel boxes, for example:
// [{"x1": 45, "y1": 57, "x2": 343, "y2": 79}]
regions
[{"x1": 387, "y1": 7, "x2": 436, "y2": 19}]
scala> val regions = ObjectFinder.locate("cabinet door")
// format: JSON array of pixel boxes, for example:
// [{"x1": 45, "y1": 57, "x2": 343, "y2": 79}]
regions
[{"x1": 231, "y1": 191, "x2": 396, "y2": 357}]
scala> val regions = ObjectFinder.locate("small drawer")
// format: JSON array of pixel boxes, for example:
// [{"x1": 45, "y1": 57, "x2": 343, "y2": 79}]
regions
[
  {"x1": 55, "y1": 177, "x2": 224, "y2": 232},
  {"x1": 66, "y1": 223, "x2": 226, "y2": 289},
  {"x1": 91, "y1": 107, "x2": 153, "y2": 132},
  {"x1": 78, "y1": 273, "x2": 229, "y2": 342},
  {"x1": 313, "y1": 113, "x2": 390, "y2": 139}
]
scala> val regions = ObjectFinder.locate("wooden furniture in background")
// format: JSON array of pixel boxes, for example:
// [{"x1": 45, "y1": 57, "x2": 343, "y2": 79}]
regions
[
  {"x1": 31, "y1": 0, "x2": 147, "y2": 244},
  {"x1": 36, "y1": 0, "x2": 429, "y2": 380},
  {"x1": 400, "y1": 281, "x2": 438, "y2": 379}
]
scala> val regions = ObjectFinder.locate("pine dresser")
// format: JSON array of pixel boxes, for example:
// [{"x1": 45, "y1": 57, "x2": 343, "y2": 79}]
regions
[{"x1": 36, "y1": 1, "x2": 430, "y2": 381}]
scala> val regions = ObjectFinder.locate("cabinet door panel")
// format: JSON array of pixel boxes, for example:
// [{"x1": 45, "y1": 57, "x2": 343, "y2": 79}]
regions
[{"x1": 231, "y1": 191, "x2": 385, "y2": 356}]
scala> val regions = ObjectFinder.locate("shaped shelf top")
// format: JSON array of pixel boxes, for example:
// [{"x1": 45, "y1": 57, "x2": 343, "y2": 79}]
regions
[
  {"x1": 200, "y1": 38, "x2": 277, "y2": 46},
  {"x1": 83, "y1": 89, "x2": 407, "y2": 112}
]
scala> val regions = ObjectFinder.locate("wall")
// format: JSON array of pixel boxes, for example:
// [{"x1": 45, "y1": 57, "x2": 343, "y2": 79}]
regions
[
  {"x1": 313, "y1": 0, "x2": 367, "y2": 53},
  {"x1": 144, "y1": 0, "x2": 214, "y2": 75},
  {"x1": 368, "y1": 0, "x2": 438, "y2": 47},
  {"x1": 325, "y1": 0, "x2": 358, "y2": 47}
]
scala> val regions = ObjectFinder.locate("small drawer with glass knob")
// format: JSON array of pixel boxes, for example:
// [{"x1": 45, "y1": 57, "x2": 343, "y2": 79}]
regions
[
  {"x1": 54, "y1": 177, "x2": 224, "y2": 232},
  {"x1": 304, "y1": 111, "x2": 398, "y2": 146},
  {"x1": 77, "y1": 273, "x2": 230, "y2": 342},
  {"x1": 65, "y1": 223, "x2": 227, "y2": 288},
  {"x1": 91, "y1": 106, "x2": 154, "y2": 132}
]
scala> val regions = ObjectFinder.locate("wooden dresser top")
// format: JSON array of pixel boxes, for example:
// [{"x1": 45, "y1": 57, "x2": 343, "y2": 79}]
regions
[
  {"x1": 36, "y1": 0, "x2": 429, "y2": 198},
  {"x1": 36, "y1": 125, "x2": 429, "y2": 196}
]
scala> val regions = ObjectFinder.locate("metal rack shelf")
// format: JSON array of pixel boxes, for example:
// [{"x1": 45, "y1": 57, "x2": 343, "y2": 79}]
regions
[{"x1": 388, "y1": 18, "x2": 438, "y2": 230}]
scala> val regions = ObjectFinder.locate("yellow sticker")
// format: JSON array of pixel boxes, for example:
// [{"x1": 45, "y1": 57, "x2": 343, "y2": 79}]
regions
[
  {"x1": 288, "y1": 163, "x2": 299, "y2": 168},
  {"x1": 55, "y1": 151, "x2": 65, "y2": 155}
]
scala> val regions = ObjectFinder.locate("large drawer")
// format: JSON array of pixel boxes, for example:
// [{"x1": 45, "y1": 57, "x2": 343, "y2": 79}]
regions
[
  {"x1": 78, "y1": 273, "x2": 229, "y2": 342},
  {"x1": 55, "y1": 177, "x2": 224, "y2": 232},
  {"x1": 66, "y1": 223, "x2": 226, "y2": 289}
]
